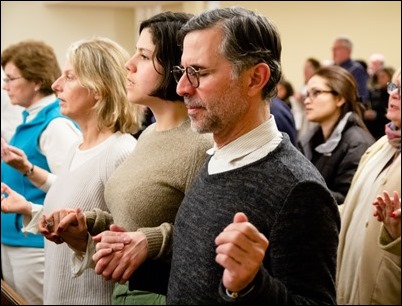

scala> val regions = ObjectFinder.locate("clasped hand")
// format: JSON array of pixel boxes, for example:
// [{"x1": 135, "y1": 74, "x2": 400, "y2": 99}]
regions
[
  {"x1": 39, "y1": 208, "x2": 88, "y2": 250},
  {"x1": 92, "y1": 226, "x2": 148, "y2": 284}
]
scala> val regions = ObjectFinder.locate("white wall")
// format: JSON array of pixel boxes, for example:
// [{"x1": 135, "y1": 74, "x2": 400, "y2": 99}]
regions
[
  {"x1": 1, "y1": 1, "x2": 137, "y2": 69},
  {"x1": 1, "y1": 1, "x2": 400, "y2": 90},
  {"x1": 224, "y1": 1, "x2": 401, "y2": 89}
]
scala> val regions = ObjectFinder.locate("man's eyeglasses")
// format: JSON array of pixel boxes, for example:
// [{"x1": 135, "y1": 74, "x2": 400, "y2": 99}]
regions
[
  {"x1": 172, "y1": 66, "x2": 213, "y2": 88},
  {"x1": 305, "y1": 89, "x2": 336, "y2": 100},
  {"x1": 387, "y1": 82, "x2": 401, "y2": 97},
  {"x1": 3, "y1": 76, "x2": 23, "y2": 84}
]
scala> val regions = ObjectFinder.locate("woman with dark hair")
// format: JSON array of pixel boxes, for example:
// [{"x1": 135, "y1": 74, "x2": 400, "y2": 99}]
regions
[
  {"x1": 298, "y1": 65, "x2": 375, "y2": 204},
  {"x1": 39, "y1": 12, "x2": 213, "y2": 305}
]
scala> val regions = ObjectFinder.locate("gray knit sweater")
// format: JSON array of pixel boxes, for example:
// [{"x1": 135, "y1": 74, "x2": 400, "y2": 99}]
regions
[{"x1": 168, "y1": 136, "x2": 340, "y2": 305}]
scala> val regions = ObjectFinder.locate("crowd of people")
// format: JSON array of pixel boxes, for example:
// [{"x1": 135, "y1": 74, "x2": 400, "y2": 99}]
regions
[{"x1": 1, "y1": 6, "x2": 400, "y2": 306}]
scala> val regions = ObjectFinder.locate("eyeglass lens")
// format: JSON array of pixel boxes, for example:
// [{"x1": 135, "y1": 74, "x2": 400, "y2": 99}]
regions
[
  {"x1": 387, "y1": 82, "x2": 401, "y2": 96},
  {"x1": 172, "y1": 66, "x2": 199, "y2": 88}
]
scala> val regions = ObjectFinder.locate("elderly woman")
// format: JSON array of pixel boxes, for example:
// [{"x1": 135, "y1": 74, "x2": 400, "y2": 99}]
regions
[
  {"x1": 1, "y1": 39, "x2": 81, "y2": 304},
  {"x1": 337, "y1": 68, "x2": 401, "y2": 305}
]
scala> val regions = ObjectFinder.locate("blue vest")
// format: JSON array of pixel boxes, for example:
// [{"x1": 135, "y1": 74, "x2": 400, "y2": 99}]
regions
[{"x1": 1, "y1": 99, "x2": 67, "y2": 248}]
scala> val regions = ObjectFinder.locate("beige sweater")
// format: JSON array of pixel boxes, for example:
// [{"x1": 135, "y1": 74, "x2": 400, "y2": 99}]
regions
[
  {"x1": 86, "y1": 119, "x2": 213, "y2": 259},
  {"x1": 337, "y1": 135, "x2": 401, "y2": 305}
]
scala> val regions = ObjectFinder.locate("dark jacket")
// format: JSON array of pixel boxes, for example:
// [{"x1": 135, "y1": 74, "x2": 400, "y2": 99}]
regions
[
  {"x1": 298, "y1": 112, "x2": 375, "y2": 204},
  {"x1": 271, "y1": 97, "x2": 297, "y2": 145}
]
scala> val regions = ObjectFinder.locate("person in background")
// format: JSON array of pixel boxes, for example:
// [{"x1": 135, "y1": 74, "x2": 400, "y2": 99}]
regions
[
  {"x1": 367, "y1": 53, "x2": 385, "y2": 90},
  {"x1": 276, "y1": 78, "x2": 294, "y2": 108},
  {"x1": 270, "y1": 97, "x2": 297, "y2": 145},
  {"x1": 355, "y1": 59, "x2": 368, "y2": 71},
  {"x1": 274, "y1": 77, "x2": 298, "y2": 145},
  {"x1": 0, "y1": 39, "x2": 81, "y2": 304},
  {"x1": 337, "y1": 67, "x2": 401, "y2": 305},
  {"x1": 1, "y1": 68, "x2": 24, "y2": 142},
  {"x1": 365, "y1": 66, "x2": 395, "y2": 139},
  {"x1": 298, "y1": 66, "x2": 375, "y2": 204},
  {"x1": 1, "y1": 36, "x2": 143, "y2": 304},
  {"x1": 332, "y1": 36, "x2": 369, "y2": 104},
  {"x1": 293, "y1": 57, "x2": 321, "y2": 140},
  {"x1": 37, "y1": 12, "x2": 212, "y2": 305}
]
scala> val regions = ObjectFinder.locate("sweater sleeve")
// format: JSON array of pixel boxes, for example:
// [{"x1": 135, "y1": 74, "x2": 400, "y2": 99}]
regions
[
  {"x1": 138, "y1": 222, "x2": 173, "y2": 260},
  {"x1": 238, "y1": 181, "x2": 340, "y2": 305},
  {"x1": 84, "y1": 208, "x2": 114, "y2": 236}
]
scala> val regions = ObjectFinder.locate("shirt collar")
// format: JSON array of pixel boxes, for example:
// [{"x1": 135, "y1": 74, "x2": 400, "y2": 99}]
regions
[
  {"x1": 207, "y1": 116, "x2": 280, "y2": 163},
  {"x1": 24, "y1": 94, "x2": 57, "y2": 121}
]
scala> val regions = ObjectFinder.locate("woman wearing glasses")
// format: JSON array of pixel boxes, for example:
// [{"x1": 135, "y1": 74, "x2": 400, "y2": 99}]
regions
[
  {"x1": 337, "y1": 67, "x2": 401, "y2": 305},
  {"x1": 297, "y1": 65, "x2": 375, "y2": 204},
  {"x1": 1, "y1": 40, "x2": 81, "y2": 304},
  {"x1": 1, "y1": 37, "x2": 143, "y2": 304}
]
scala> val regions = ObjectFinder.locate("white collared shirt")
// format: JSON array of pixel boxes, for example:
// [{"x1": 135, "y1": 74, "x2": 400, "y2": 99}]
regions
[{"x1": 207, "y1": 116, "x2": 283, "y2": 174}]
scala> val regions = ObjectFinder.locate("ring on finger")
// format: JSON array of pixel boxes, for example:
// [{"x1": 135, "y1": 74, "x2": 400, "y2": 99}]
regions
[{"x1": 45, "y1": 220, "x2": 54, "y2": 228}]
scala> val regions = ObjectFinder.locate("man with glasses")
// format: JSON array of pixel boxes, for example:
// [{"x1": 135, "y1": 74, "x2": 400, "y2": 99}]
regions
[{"x1": 167, "y1": 7, "x2": 340, "y2": 304}]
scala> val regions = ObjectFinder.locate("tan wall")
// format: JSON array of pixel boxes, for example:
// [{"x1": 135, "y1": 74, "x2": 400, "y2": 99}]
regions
[
  {"x1": 1, "y1": 1, "x2": 400, "y2": 90},
  {"x1": 1, "y1": 1, "x2": 137, "y2": 69},
  {"x1": 222, "y1": 1, "x2": 401, "y2": 90}
]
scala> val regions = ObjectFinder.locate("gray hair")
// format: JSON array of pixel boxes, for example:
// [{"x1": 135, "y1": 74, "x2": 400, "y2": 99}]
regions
[{"x1": 177, "y1": 7, "x2": 282, "y2": 100}]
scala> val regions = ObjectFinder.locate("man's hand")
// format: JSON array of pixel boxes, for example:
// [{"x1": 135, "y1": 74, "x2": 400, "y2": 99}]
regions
[{"x1": 215, "y1": 212, "x2": 268, "y2": 293}]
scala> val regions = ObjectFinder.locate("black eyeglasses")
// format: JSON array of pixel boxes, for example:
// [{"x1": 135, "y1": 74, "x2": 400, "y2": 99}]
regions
[
  {"x1": 172, "y1": 66, "x2": 213, "y2": 88},
  {"x1": 305, "y1": 89, "x2": 336, "y2": 100},
  {"x1": 387, "y1": 82, "x2": 401, "y2": 97}
]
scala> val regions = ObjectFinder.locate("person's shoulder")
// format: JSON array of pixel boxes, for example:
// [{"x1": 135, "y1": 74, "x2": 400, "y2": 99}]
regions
[
  {"x1": 271, "y1": 97, "x2": 291, "y2": 113},
  {"x1": 276, "y1": 138, "x2": 326, "y2": 180},
  {"x1": 114, "y1": 132, "x2": 137, "y2": 146},
  {"x1": 107, "y1": 132, "x2": 136, "y2": 155},
  {"x1": 364, "y1": 134, "x2": 389, "y2": 154},
  {"x1": 343, "y1": 124, "x2": 375, "y2": 146}
]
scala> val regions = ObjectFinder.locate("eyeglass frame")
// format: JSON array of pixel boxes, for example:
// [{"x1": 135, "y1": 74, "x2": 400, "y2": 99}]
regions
[
  {"x1": 172, "y1": 66, "x2": 213, "y2": 88},
  {"x1": 305, "y1": 89, "x2": 337, "y2": 100},
  {"x1": 3, "y1": 76, "x2": 23, "y2": 84},
  {"x1": 387, "y1": 82, "x2": 401, "y2": 97}
]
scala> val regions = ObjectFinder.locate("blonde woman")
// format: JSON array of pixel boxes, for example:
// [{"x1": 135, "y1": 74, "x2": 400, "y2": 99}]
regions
[{"x1": 1, "y1": 37, "x2": 143, "y2": 304}]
